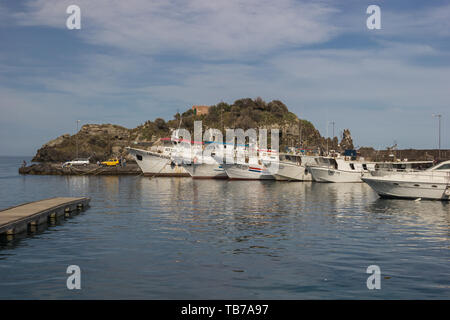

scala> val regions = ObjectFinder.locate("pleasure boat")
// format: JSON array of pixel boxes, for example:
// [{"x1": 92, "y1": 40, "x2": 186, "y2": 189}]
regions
[
  {"x1": 362, "y1": 160, "x2": 450, "y2": 200},
  {"x1": 307, "y1": 156, "x2": 376, "y2": 183},
  {"x1": 273, "y1": 153, "x2": 313, "y2": 181}
]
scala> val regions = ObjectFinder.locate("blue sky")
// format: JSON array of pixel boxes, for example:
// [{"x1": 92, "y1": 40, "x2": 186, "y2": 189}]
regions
[{"x1": 0, "y1": 0, "x2": 449, "y2": 156}]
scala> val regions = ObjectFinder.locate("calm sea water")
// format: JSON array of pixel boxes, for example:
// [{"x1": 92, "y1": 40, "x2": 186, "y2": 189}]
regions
[{"x1": 0, "y1": 156, "x2": 448, "y2": 299}]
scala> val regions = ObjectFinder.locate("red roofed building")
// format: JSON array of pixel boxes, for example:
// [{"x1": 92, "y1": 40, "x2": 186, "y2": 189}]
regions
[{"x1": 192, "y1": 105, "x2": 210, "y2": 115}]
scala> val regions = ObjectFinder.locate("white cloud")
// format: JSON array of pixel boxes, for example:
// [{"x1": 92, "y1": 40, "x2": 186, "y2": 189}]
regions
[{"x1": 12, "y1": 0, "x2": 338, "y2": 57}]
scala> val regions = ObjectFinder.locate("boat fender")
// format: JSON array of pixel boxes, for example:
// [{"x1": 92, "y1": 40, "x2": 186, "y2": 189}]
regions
[{"x1": 444, "y1": 187, "x2": 450, "y2": 196}]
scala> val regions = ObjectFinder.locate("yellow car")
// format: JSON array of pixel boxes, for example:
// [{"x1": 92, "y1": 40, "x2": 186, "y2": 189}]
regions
[{"x1": 101, "y1": 158, "x2": 119, "y2": 166}]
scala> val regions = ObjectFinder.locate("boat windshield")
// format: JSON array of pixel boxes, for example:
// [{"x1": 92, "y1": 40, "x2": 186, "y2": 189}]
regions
[
  {"x1": 280, "y1": 154, "x2": 301, "y2": 164},
  {"x1": 428, "y1": 161, "x2": 450, "y2": 171},
  {"x1": 376, "y1": 161, "x2": 434, "y2": 172}
]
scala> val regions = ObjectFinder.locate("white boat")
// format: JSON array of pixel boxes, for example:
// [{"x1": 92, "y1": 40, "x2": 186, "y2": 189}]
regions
[
  {"x1": 183, "y1": 163, "x2": 227, "y2": 179},
  {"x1": 222, "y1": 163, "x2": 275, "y2": 180},
  {"x1": 222, "y1": 147, "x2": 277, "y2": 180},
  {"x1": 179, "y1": 147, "x2": 227, "y2": 179},
  {"x1": 273, "y1": 153, "x2": 313, "y2": 181},
  {"x1": 307, "y1": 157, "x2": 376, "y2": 183},
  {"x1": 362, "y1": 160, "x2": 450, "y2": 200},
  {"x1": 170, "y1": 139, "x2": 228, "y2": 179},
  {"x1": 126, "y1": 146, "x2": 189, "y2": 177}
]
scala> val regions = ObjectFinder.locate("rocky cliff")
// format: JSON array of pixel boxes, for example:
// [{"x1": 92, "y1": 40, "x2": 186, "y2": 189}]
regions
[{"x1": 32, "y1": 124, "x2": 133, "y2": 162}]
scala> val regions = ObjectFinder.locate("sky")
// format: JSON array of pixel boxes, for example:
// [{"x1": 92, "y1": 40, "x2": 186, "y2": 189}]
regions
[{"x1": 0, "y1": 0, "x2": 449, "y2": 156}]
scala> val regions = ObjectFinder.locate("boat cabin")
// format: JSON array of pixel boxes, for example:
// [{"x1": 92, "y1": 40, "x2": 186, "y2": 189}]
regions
[{"x1": 375, "y1": 161, "x2": 434, "y2": 172}]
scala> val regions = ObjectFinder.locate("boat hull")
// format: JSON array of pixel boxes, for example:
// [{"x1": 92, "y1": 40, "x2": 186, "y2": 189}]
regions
[
  {"x1": 274, "y1": 162, "x2": 312, "y2": 181},
  {"x1": 362, "y1": 176, "x2": 450, "y2": 200},
  {"x1": 127, "y1": 148, "x2": 189, "y2": 177},
  {"x1": 223, "y1": 164, "x2": 275, "y2": 180},
  {"x1": 182, "y1": 163, "x2": 227, "y2": 179},
  {"x1": 308, "y1": 166, "x2": 363, "y2": 183}
]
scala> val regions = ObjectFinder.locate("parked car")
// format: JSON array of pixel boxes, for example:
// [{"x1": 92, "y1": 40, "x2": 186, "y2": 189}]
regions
[
  {"x1": 62, "y1": 158, "x2": 90, "y2": 167},
  {"x1": 101, "y1": 158, "x2": 119, "y2": 166}
]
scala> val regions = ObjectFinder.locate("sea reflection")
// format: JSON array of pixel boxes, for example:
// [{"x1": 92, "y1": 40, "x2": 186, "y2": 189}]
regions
[
  {"x1": 1, "y1": 156, "x2": 449, "y2": 299},
  {"x1": 365, "y1": 198, "x2": 450, "y2": 243},
  {"x1": 135, "y1": 178, "x2": 296, "y2": 258}
]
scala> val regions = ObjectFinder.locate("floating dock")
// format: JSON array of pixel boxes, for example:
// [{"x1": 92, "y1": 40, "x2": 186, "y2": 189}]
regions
[{"x1": 0, "y1": 197, "x2": 90, "y2": 236}]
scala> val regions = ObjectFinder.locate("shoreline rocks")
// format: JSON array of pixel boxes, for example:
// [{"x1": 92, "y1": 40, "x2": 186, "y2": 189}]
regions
[{"x1": 19, "y1": 163, "x2": 141, "y2": 176}]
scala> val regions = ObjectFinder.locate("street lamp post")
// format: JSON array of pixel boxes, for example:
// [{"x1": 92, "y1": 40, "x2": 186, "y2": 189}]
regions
[{"x1": 432, "y1": 114, "x2": 441, "y2": 160}]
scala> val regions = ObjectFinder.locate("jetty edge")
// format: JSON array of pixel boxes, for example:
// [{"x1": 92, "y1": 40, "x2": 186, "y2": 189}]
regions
[
  {"x1": 0, "y1": 197, "x2": 90, "y2": 236},
  {"x1": 18, "y1": 163, "x2": 141, "y2": 175}
]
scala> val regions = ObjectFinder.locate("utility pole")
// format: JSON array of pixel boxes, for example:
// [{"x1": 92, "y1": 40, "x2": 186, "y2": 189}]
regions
[
  {"x1": 330, "y1": 121, "x2": 335, "y2": 151},
  {"x1": 76, "y1": 120, "x2": 80, "y2": 159},
  {"x1": 299, "y1": 119, "x2": 302, "y2": 150},
  {"x1": 326, "y1": 121, "x2": 335, "y2": 155},
  {"x1": 432, "y1": 114, "x2": 442, "y2": 160},
  {"x1": 330, "y1": 121, "x2": 335, "y2": 138},
  {"x1": 221, "y1": 107, "x2": 224, "y2": 134}
]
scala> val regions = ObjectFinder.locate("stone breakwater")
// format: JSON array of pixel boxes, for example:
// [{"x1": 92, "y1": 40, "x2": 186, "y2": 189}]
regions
[{"x1": 19, "y1": 163, "x2": 141, "y2": 175}]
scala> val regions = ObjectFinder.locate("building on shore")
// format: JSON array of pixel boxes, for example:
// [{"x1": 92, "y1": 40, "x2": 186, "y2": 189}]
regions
[{"x1": 192, "y1": 105, "x2": 210, "y2": 116}]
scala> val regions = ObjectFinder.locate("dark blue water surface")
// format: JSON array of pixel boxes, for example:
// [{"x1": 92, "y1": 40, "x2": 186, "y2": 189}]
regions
[{"x1": 0, "y1": 156, "x2": 448, "y2": 299}]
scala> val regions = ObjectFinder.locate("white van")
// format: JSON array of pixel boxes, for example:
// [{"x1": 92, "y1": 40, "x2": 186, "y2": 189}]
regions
[{"x1": 62, "y1": 158, "x2": 90, "y2": 167}]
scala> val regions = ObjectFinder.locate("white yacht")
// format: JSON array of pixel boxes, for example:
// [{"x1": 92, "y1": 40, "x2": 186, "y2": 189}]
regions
[
  {"x1": 307, "y1": 157, "x2": 376, "y2": 183},
  {"x1": 362, "y1": 160, "x2": 450, "y2": 200},
  {"x1": 126, "y1": 144, "x2": 189, "y2": 177},
  {"x1": 273, "y1": 153, "x2": 313, "y2": 181}
]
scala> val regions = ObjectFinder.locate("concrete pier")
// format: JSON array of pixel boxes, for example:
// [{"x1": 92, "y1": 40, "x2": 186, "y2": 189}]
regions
[{"x1": 0, "y1": 197, "x2": 90, "y2": 236}]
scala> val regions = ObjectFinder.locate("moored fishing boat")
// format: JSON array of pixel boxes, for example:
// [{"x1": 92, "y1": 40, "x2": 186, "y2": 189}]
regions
[
  {"x1": 222, "y1": 163, "x2": 275, "y2": 180},
  {"x1": 183, "y1": 162, "x2": 227, "y2": 179},
  {"x1": 172, "y1": 139, "x2": 228, "y2": 179},
  {"x1": 307, "y1": 156, "x2": 376, "y2": 183},
  {"x1": 222, "y1": 147, "x2": 277, "y2": 180},
  {"x1": 126, "y1": 145, "x2": 189, "y2": 177},
  {"x1": 273, "y1": 153, "x2": 313, "y2": 181}
]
